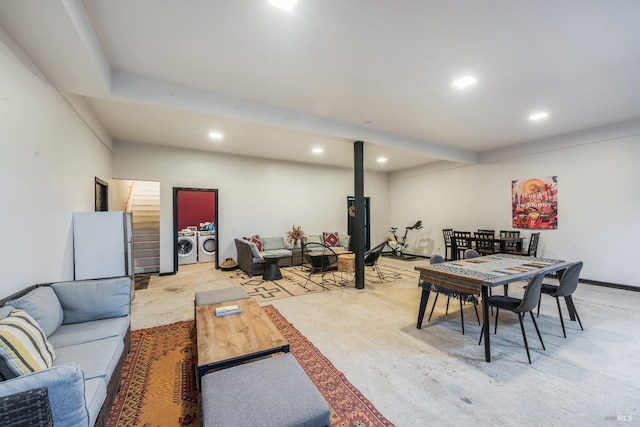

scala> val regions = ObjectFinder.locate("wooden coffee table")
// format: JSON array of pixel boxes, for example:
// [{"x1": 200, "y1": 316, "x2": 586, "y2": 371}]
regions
[{"x1": 195, "y1": 298, "x2": 290, "y2": 380}]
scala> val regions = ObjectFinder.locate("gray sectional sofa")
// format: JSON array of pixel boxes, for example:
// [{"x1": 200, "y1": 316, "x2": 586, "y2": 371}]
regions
[
  {"x1": 235, "y1": 233, "x2": 351, "y2": 277},
  {"x1": 0, "y1": 277, "x2": 131, "y2": 427}
]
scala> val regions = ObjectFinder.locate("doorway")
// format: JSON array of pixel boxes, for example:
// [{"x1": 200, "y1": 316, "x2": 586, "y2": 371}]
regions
[
  {"x1": 112, "y1": 179, "x2": 161, "y2": 275},
  {"x1": 347, "y1": 196, "x2": 370, "y2": 251},
  {"x1": 173, "y1": 187, "x2": 219, "y2": 272}
]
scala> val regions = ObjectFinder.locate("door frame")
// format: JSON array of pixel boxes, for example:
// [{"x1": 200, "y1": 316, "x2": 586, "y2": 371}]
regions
[
  {"x1": 347, "y1": 196, "x2": 370, "y2": 251},
  {"x1": 95, "y1": 177, "x2": 108, "y2": 211},
  {"x1": 173, "y1": 187, "x2": 219, "y2": 272}
]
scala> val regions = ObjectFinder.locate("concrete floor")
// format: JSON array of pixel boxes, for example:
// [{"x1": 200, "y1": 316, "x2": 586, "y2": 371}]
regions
[{"x1": 132, "y1": 258, "x2": 640, "y2": 426}]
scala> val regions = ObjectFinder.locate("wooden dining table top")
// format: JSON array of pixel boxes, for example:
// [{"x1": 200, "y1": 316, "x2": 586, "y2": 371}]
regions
[{"x1": 415, "y1": 254, "x2": 570, "y2": 288}]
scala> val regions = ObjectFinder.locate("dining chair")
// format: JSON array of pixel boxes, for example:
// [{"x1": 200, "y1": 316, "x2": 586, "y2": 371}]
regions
[
  {"x1": 363, "y1": 241, "x2": 386, "y2": 283},
  {"x1": 442, "y1": 229, "x2": 454, "y2": 260},
  {"x1": 426, "y1": 254, "x2": 480, "y2": 335},
  {"x1": 301, "y1": 242, "x2": 339, "y2": 290},
  {"x1": 452, "y1": 231, "x2": 473, "y2": 260},
  {"x1": 508, "y1": 232, "x2": 540, "y2": 257},
  {"x1": 464, "y1": 249, "x2": 480, "y2": 259},
  {"x1": 474, "y1": 232, "x2": 500, "y2": 256},
  {"x1": 537, "y1": 261, "x2": 584, "y2": 338},
  {"x1": 478, "y1": 272, "x2": 546, "y2": 364},
  {"x1": 500, "y1": 230, "x2": 521, "y2": 252},
  {"x1": 477, "y1": 229, "x2": 495, "y2": 235}
]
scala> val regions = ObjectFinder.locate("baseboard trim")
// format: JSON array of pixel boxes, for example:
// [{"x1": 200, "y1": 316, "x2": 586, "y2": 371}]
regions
[{"x1": 580, "y1": 278, "x2": 639, "y2": 292}]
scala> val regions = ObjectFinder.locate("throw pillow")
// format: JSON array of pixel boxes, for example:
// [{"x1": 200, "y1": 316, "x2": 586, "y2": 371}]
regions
[
  {"x1": 0, "y1": 309, "x2": 56, "y2": 380},
  {"x1": 244, "y1": 235, "x2": 263, "y2": 251},
  {"x1": 323, "y1": 232, "x2": 340, "y2": 247}
]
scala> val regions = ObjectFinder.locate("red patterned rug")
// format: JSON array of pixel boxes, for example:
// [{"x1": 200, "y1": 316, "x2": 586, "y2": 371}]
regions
[{"x1": 107, "y1": 307, "x2": 394, "y2": 426}]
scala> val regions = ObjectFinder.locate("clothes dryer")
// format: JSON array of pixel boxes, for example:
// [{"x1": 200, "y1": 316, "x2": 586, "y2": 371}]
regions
[
  {"x1": 198, "y1": 231, "x2": 216, "y2": 263},
  {"x1": 178, "y1": 231, "x2": 198, "y2": 265}
]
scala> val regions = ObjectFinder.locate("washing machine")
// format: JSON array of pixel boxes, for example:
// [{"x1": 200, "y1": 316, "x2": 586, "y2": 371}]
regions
[
  {"x1": 177, "y1": 231, "x2": 198, "y2": 265},
  {"x1": 198, "y1": 231, "x2": 216, "y2": 263}
]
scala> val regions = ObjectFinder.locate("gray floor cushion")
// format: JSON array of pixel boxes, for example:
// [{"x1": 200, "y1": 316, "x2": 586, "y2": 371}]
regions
[
  {"x1": 200, "y1": 353, "x2": 330, "y2": 427},
  {"x1": 194, "y1": 287, "x2": 249, "y2": 306}
]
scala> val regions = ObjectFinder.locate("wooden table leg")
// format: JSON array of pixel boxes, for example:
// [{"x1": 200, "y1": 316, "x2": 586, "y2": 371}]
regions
[
  {"x1": 416, "y1": 286, "x2": 431, "y2": 329},
  {"x1": 483, "y1": 286, "x2": 491, "y2": 362}
]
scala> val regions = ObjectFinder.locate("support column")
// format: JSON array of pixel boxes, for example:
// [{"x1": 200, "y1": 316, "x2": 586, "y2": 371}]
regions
[{"x1": 354, "y1": 141, "x2": 365, "y2": 289}]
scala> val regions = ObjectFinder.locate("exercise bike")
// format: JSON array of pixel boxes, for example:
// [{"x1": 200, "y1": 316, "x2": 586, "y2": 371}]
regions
[{"x1": 385, "y1": 220, "x2": 423, "y2": 259}]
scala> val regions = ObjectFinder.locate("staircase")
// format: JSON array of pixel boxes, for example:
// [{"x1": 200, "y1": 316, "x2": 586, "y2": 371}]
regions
[{"x1": 127, "y1": 181, "x2": 160, "y2": 274}]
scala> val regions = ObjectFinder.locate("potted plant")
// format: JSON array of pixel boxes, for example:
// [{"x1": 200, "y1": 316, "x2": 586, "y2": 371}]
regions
[{"x1": 286, "y1": 225, "x2": 307, "y2": 248}]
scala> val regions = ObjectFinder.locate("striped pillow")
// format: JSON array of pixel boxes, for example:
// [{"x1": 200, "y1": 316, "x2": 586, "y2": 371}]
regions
[{"x1": 0, "y1": 309, "x2": 56, "y2": 380}]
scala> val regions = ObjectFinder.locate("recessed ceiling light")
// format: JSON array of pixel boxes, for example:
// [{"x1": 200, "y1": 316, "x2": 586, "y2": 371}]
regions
[
  {"x1": 452, "y1": 75, "x2": 477, "y2": 88},
  {"x1": 209, "y1": 132, "x2": 223, "y2": 140},
  {"x1": 312, "y1": 147, "x2": 324, "y2": 154},
  {"x1": 377, "y1": 157, "x2": 388, "y2": 163},
  {"x1": 268, "y1": 0, "x2": 297, "y2": 12},
  {"x1": 528, "y1": 112, "x2": 549, "y2": 121}
]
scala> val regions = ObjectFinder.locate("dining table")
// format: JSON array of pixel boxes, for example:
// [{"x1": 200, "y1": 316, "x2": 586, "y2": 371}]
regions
[{"x1": 415, "y1": 254, "x2": 573, "y2": 362}]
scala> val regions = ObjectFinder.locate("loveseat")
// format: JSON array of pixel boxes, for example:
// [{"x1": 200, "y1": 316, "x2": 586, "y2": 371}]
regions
[
  {"x1": 235, "y1": 233, "x2": 351, "y2": 277},
  {"x1": 0, "y1": 277, "x2": 131, "y2": 427}
]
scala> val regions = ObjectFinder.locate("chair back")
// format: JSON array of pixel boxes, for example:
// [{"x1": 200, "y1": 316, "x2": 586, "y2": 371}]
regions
[
  {"x1": 364, "y1": 241, "x2": 386, "y2": 266},
  {"x1": 474, "y1": 232, "x2": 496, "y2": 251},
  {"x1": 430, "y1": 254, "x2": 445, "y2": 264},
  {"x1": 555, "y1": 261, "x2": 583, "y2": 297},
  {"x1": 527, "y1": 232, "x2": 540, "y2": 256},
  {"x1": 500, "y1": 230, "x2": 520, "y2": 251},
  {"x1": 477, "y1": 229, "x2": 495, "y2": 235},
  {"x1": 302, "y1": 242, "x2": 338, "y2": 272},
  {"x1": 453, "y1": 231, "x2": 472, "y2": 248},
  {"x1": 464, "y1": 249, "x2": 480, "y2": 259},
  {"x1": 517, "y1": 272, "x2": 545, "y2": 313},
  {"x1": 442, "y1": 229, "x2": 453, "y2": 245}
]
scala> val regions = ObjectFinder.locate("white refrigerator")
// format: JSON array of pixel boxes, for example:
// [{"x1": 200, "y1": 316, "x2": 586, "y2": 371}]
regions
[{"x1": 73, "y1": 211, "x2": 133, "y2": 280}]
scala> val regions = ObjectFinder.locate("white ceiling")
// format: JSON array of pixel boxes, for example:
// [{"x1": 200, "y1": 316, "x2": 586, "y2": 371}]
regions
[{"x1": 1, "y1": 0, "x2": 639, "y2": 171}]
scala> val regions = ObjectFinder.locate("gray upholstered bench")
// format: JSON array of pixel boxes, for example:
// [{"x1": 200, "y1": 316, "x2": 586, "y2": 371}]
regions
[
  {"x1": 194, "y1": 287, "x2": 250, "y2": 306},
  {"x1": 200, "y1": 353, "x2": 331, "y2": 427}
]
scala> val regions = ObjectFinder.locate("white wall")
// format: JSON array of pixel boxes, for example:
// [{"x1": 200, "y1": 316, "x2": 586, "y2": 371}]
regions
[
  {"x1": 0, "y1": 30, "x2": 113, "y2": 298},
  {"x1": 112, "y1": 142, "x2": 389, "y2": 273},
  {"x1": 389, "y1": 126, "x2": 640, "y2": 287}
]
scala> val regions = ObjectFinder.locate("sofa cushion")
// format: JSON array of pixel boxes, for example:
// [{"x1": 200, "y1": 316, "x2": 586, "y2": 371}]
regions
[
  {"x1": 244, "y1": 235, "x2": 263, "y2": 251},
  {"x1": 339, "y1": 233, "x2": 351, "y2": 249},
  {"x1": 0, "y1": 306, "x2": 12, "y2": 320},
  {"x1": 48, "y1": 316, "x2": 130, "y2": 349},
  {"x1": 51, "y1": 278, "x2": 130, "y2": 324},
  {"x1": 54, "y1": 336, "x2": 123, "y2": 382},
  {"x1": 0, "y1": 363, "x2": 90, "y2": 426},
  {"x1": 259, "y1": 249, "x2": 292, "y2": 259},
  {"x1": 261, "y1": 236, "x2": 285, "y2": 251},
  {"x1": 0, "y1": 309, "x2": 56, "y2": 380},
  {"x1": 306, "y1": 234, "x2": 322, "y2": 245},
  {"x1": 5, "y1": 287, "x2": 63, "y2": 337},
  {"x1": 84, "y1": 377, "x2": 107, "y2": 427},
  {"x1": 323, "y1": 232, "x2": 340, "y2": 247}
]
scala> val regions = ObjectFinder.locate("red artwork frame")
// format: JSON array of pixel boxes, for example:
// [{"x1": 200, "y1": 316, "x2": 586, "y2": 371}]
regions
[{"x1": 512, "y1": 176, "x2": 558, "y2": 229}]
